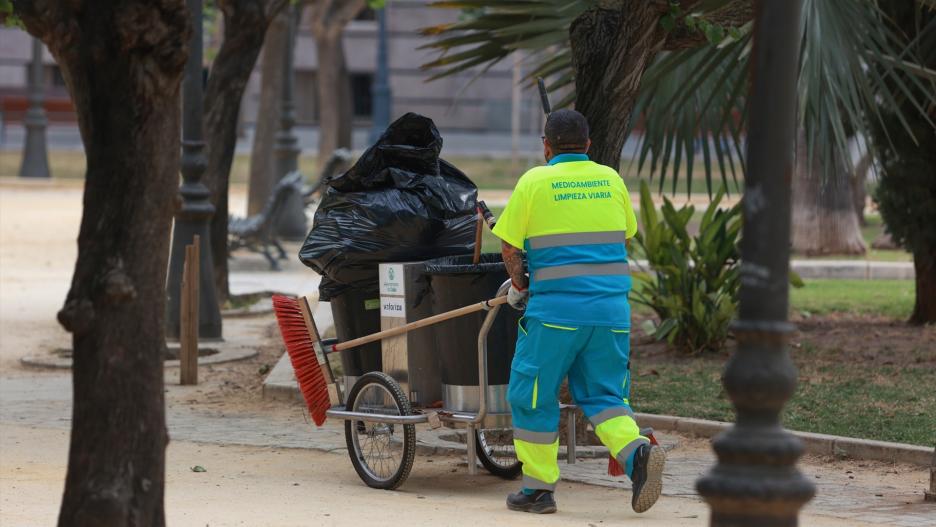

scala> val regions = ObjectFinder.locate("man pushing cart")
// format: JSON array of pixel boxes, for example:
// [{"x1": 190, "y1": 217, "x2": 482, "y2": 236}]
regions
[{"x1": 494, "y1": 109, "x2": 666, "y2": 515}]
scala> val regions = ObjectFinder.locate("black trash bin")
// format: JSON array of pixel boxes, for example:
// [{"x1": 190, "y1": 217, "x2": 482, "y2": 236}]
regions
[
  {"x1": 329, "y1": 285, "x2": 383, "y2": 389},
  {"x1": 423, "y1": 253, "x2": 520, "y2": 414}
]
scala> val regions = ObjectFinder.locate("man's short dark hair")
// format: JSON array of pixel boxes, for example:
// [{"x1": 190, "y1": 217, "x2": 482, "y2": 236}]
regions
[{"x1": 544, "y1": 109, "x2": 589, "y2": 152}]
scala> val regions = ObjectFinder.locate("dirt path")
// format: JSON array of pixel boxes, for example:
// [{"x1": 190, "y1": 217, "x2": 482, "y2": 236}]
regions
[{"x1": 1, "y1": 424, "x2": 887, "y2": 527}]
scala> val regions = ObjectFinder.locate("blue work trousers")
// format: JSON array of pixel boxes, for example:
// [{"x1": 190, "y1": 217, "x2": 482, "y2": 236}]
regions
[{"x1": 507, "y1": 317, "x2": 647, "y2": 491}]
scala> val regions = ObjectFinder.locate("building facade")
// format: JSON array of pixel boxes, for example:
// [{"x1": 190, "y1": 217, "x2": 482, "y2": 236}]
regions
[{"x1": 1, "y1": 1, "x2": 545, "y2": 136}]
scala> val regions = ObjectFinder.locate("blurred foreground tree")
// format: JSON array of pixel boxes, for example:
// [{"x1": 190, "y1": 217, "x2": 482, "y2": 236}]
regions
[
  {"x1": 872, "y1": 0, "x2": 936, "y2": 324},
  {"x1": 204, "y1": 0, "x2": 288, "y2": 304},
  {"x1": 11, "y1": 0, "x2": 188, "y2": 524}
]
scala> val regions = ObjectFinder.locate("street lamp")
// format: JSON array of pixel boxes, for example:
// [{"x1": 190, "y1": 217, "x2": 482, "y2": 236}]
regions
[
  {"x1": 274, "y1": 5, "x2": 307, "y2": 241},
  {"x1": 19, "y1": 37, "x2": 51, "y2": 179},
  {"x1": 695, "y1": 1, "x2": 815, "y2": 525},
  {"x1": 369, "y1": 4, "x2": 392, "y2": 144},
  {"x1": 166, "y1": 0, "x2": 223, "y2": 341}
]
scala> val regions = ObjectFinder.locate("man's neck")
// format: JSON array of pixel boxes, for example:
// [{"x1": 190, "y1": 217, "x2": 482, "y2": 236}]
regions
[{"x1": 547, "y1": 152, "x2": 589, "y2": 166}]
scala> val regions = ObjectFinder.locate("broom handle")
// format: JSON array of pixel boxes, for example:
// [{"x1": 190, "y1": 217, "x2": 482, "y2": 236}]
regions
[
  {"x1": 472, "y1": 209, "x2": 483, "y2": 265},
  {"x1": 333, "y1": 295, "x2": 509, "y2": 352}
]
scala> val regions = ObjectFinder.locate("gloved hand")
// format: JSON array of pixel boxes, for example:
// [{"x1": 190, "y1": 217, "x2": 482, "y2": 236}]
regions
[{"x1": 507, "y1": 281, "x2": 529, "y2": 311}]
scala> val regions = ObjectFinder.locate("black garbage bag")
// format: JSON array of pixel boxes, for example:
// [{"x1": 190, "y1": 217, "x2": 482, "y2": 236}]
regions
[{"x1": 300, "y1": 113, "x2": 478, "y2": 300}]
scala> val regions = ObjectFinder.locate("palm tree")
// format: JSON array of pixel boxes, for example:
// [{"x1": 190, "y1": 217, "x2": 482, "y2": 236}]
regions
[
  {"x1": 421, "y1": 0, "x2": 936, "y2": 323},
  {"x1": 871, "y1": 0, "x2": 936, "y2": 324}
]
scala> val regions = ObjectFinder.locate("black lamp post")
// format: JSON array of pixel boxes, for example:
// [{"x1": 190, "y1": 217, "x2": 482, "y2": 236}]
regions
[
  {"x1": 166, "y1": 0, "x2": 223, "y2": 341},
  {"x1": 695, "y1": 1, "x2": 815, "y2": 525},
  {"x1": 369, "y1": 4, "x2": 392, "y2": 144},
  {"x1": 274, "y1": 6, "x2": 307, "y2": 241},
  {"x1": 19, "y1": 37, "x2": 51, "y2": 179}
]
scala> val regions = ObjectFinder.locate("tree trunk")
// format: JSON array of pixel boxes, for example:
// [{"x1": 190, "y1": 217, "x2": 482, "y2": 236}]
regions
[
  {"x1": 911, "y1": 247, "x2": 936, "y2": 325},
  {"x1": 791, "y1": 129, "x2": 867, "y2": 256},
  {"x1": 247, "y1": 10, "x2": 287, "y2": 215},
  {"x1": 14, "y1": 2, "x2": 189, "y2": 525},
  {"x1": 570, "y1": 3, "x2": 666, "y2": 169},
  {"x1": 853, "y1": 153, "x2": 872, "y2": 227},
  {"x1": 314, "y1": 29, "x2": 354, "y2": 168},
  {"x1": 567, "y1": 1, "x2": 754, "y2": 170},
  {"x1": 309, "y1": 0, "x2": 365, "y2": 168},
  {"x1": 204, "y1": 0, "x2": 285, "y2": 305}
]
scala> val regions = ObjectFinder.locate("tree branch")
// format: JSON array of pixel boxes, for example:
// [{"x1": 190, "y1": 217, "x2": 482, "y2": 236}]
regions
[
  {"x1": 264, "y1": 0, "x2": 287, "y2": 20},
  {"x1": 663, "y1": 0, "x2": 753, "y2": 50},
  {"x1": 332, "y1": 0, "x2": 365, "y2": 25}
]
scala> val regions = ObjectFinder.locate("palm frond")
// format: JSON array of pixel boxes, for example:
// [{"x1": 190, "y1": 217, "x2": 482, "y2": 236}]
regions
[
  {"x1": 422, "y1": 0, "x2": 936, "y2": 193},
  {"x1": 420, "y1": 0, "x2": 588, "y2": 86}
]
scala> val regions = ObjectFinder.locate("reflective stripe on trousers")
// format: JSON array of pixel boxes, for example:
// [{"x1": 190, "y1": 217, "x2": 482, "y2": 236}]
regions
[{"x1": 513, "y1": 428, "x2": 560, "y2": 491}]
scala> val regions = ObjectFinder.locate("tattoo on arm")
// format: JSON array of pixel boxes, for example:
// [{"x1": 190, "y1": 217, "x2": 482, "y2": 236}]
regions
[{"x1": 501, "y1": 241, "x2": 529, "y2": 290}]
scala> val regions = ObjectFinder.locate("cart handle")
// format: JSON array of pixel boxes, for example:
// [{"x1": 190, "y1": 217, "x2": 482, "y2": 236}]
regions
[{"x1": 331, "y1": 294, "x2": 509, "y2": 353}]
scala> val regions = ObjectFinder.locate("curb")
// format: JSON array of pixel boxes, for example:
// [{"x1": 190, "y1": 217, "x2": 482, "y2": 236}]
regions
[
  {"x1": 635, "y1": 413, "x2": 933, "y2": 467},
  {"x1": 631, "y1": 259, "x2": 915, "y2": 280},
  {"x1": 262, "y1": 353, "x2": 302, "y2": 402},
  {"x1": 790, "y1": 260, "x2": 915, "y2": 280},
  {"x1": 263, "y1": 357, "x2": 931, "y2": 467}
]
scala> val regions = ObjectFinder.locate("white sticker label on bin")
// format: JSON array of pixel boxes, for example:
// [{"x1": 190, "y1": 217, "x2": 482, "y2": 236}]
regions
[
  {"x1": 379, "y1": 264, "x2": 405, "y2": 296},
  {"x1": 380, "y1": 296, "x2": 406, "y2": 318}
]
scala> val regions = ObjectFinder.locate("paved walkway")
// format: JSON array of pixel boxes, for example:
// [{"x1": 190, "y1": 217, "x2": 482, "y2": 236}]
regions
[{"x1": 1, "y1": 373, "x2": 932, "y2": 526}]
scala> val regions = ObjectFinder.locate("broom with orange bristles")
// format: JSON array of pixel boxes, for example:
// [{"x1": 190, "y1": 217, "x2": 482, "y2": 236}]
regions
[
  {"x1": 273, "y1": 292, "x2": 509, "y2": 428},
  {"x1": 272, "y1": 295, "x2": 337, "y2": 426}
]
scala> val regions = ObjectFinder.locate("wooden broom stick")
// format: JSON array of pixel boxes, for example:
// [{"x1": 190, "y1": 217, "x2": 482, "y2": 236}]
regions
[{"x1": 333, "y1": 295, "x2": 508, "y2": 352}]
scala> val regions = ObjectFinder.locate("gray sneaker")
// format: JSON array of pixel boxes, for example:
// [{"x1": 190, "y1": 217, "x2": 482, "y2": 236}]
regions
[
  {"x1": 506, "y1": 489, "x2": 557, "y2": 514},
  {"x1": 631, "y1": 443, "x2": 665, "y2": 513}
]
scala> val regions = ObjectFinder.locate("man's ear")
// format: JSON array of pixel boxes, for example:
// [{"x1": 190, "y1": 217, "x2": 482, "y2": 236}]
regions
[
  {"x1": 584, "y1": 138, "x2": 592, "y2": 153},
  {"x1": 544, "y1": 138, "x2": 554, "y2": 161}
]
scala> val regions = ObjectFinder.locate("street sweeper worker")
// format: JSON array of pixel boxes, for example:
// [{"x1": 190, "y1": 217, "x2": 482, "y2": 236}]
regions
[{"x1": 492, "y1": 109, "x2": 665, "y2": 515}]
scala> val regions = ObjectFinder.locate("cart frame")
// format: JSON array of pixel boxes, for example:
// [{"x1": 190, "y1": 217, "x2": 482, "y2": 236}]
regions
[{"x1": 325, "y1": 279, "x2": 581, "y2": 487}]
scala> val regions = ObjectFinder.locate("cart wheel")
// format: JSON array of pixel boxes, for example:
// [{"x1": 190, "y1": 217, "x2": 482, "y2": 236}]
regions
[
  {"x1": 344, "y1": 372, "x2": 416, "y2": 490},
  {"x1": 476, "y1": 428, "x2": 521, "y2": 479}
]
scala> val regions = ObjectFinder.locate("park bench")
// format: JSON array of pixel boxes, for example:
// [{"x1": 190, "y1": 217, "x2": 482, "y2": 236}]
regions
[
  {"x1": 228, "y1": 171, "x2": 303, "y2": 271},
  {"x1": 302, "y1": 147, "x2": 352, "y2": 207},
  {"x1": 228, "y1": 149, "x2": 354, "y2": 270}
]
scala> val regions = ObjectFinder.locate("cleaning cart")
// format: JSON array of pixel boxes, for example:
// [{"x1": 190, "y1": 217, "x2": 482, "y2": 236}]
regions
[{"x1": 327, "y1": 274, "x2": 590, "y2": 490}]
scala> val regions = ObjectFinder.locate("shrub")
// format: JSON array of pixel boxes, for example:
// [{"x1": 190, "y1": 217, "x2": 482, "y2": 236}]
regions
[{"x1": 631, "y1": 181, "x2": 741, "y2": 354}]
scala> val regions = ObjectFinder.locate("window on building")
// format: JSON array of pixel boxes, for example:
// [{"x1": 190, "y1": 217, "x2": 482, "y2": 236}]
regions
[{"x1": 350, "y1": 73, "x2": 373, "y2": 118}]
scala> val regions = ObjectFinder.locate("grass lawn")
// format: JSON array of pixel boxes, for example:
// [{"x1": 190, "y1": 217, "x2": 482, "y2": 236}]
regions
[
  {"x1": 791, "y1": 279, "x2": 915, "y2": 319},
  {"x1": 631, "y1": 278, "x2": 935, "y2": 446},
  {"x1": 632, "y1": 347, "x2": 936, "y2": 446},
  {"x1": 1, "y1": 150, "x2": 740, "y2": 194}
]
